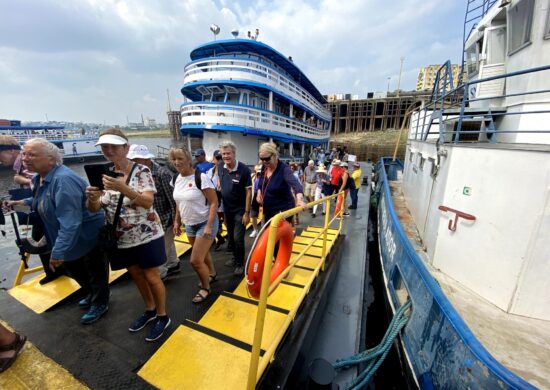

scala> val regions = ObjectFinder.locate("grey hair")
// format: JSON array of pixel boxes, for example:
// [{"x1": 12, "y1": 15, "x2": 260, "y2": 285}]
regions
[
  {"x1": 219, "y1": 140, "x2": 236, "y2": 153},
  {"x1": 25, "y1": 138, "x2": 63, "y2": 165}
]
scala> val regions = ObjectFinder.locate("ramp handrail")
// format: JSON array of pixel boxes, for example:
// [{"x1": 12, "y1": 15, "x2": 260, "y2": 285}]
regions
[{"x1": 246, "y1": 191, "x2": 345, "y2": 389}]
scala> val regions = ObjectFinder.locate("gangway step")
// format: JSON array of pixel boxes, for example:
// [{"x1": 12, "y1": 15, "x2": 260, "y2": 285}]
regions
[
  {"x1": 138, "y1": 320, "x2": 267, "y2": 389},
  {"x1": 199, "y1": 292, "x2": 289, "y2": 351}
]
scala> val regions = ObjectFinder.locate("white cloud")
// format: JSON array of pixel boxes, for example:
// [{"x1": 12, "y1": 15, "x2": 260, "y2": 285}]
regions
[{"x1": 0, "y1": 0, "x2": 465, "y2": 124}]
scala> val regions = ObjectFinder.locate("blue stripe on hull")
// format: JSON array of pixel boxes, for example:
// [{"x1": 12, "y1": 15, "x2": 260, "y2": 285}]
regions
[
  {"x1": 180, "y1": 124, "x2": 328, "y2": 145},
  {"x1": 376, "y1": 157, "x2": 534, "y2": 389}
]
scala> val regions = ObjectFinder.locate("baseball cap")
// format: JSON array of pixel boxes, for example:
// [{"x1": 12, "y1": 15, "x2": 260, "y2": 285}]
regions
[
  {"x1": 193, "y1": 148, "x2": 206, "y2": 157},
  {"x1": 127, "y1": 144, "x2": 155, "y2": 160}
]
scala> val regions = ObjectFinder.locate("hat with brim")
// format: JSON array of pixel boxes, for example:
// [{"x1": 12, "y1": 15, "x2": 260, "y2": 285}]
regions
[
  {"x1": 127, "y1": 144, "x2": 155, "y2": 160},
  {"x1": 95, "y1": 134, "x2": 128, "y2": 146},
  {"x1": 316, "y1": 168, "x2": 327, "y2": 174},
  {"x1": 332, "y1": 159, "x2": 341, "y2": 166}
]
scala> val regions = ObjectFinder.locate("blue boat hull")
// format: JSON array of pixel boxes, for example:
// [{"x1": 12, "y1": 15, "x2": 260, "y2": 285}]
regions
[{"x1": 376, "y1": 157, "x2": 534, "y2": 389}]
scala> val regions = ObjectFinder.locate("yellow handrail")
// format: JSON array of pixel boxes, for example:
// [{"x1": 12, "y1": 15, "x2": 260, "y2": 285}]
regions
[{"x1": 246, "y1": 191, "x2": 344, "y2": 389}]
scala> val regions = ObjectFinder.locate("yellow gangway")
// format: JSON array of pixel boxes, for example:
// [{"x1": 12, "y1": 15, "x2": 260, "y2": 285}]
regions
[{"x1": 138, "y1": 192, "x2": 345, "y2": 389}]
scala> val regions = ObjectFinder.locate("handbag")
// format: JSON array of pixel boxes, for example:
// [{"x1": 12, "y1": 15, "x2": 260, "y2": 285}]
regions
[{"x1": 99, "y1": 163, "x2": 136, "y2": 258}]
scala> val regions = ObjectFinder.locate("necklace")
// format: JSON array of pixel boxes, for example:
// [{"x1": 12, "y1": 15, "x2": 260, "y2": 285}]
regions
[{"x1": 260, "y1": 167, "x2": 274, "y2": 205}]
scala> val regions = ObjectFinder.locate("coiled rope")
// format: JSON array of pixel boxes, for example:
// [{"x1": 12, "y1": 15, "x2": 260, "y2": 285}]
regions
[{"x1": 333, "y1": 299, "x2": 412, "y2": 390}]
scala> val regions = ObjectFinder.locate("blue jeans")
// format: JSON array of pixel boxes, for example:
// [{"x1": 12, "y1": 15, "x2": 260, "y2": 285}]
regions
[{"x1": 350, "y1": 188, "x2": 359, "y2": 208}]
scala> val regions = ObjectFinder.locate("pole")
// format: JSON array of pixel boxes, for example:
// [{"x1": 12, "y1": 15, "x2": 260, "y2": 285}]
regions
[
  {"x1": 397, "y1": 57, "x2": 405, "y2": 98},
  {"x1": 386, "y1": 77, "x2": 391, "y2": 94}
]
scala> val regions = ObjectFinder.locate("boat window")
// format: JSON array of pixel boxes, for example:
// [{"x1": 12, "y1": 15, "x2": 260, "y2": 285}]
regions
[
  {"x1": 545, "y1": 6, "x2": 550, "y2": 40},
  {"x1": 465, "y1": 41, "x2": 481, "y2": 76},
  {"x1": 507, "y1": 0, "x2": 535, "y2": 55}
]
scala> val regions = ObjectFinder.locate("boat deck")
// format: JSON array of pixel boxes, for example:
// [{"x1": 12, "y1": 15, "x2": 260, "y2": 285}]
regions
[
  {"x1": 389, "y1": 179, "x2": 550, "y2": 389},
  {"x1": 0, "y1": 184, "x2": 372, "y2": 388}
]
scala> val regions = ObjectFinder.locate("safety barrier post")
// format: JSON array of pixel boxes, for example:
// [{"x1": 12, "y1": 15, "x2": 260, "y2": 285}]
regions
[
  {"x1": 321, "y1": 196, "x2": 331, "y2": 271},
  {"x1": 247, "y1": 213, "x2": 282, "y2": 389}
]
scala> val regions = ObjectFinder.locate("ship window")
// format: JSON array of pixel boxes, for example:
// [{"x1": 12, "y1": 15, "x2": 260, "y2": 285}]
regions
[
  {"x1": 508, "y1": 0, "x2": 535, "y2": 55},
  {"x1": 419, "y1": 156, "x2": 425, "y2": 170},
  {"x1": 545, "y1": 7, "x2": 550, "y2": 39}
]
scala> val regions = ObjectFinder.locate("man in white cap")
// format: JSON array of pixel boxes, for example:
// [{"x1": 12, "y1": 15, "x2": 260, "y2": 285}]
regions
[
  {"x1": 127, "y1": 144, "x2": 179, "y2": 279},
  {"x1": 303, "y1": 159, "x2": 317, "y2": 204}
]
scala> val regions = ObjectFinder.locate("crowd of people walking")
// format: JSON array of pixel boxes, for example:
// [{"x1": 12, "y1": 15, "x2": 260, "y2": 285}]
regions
[{"x1": 0, "y1": 131, "x2": 367, "y2": 372}]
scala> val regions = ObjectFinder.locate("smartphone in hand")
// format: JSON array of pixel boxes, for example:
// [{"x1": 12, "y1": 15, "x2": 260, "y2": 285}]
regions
[{"x1": 84, "y1": 163, "x2": 121, "y2": 190}]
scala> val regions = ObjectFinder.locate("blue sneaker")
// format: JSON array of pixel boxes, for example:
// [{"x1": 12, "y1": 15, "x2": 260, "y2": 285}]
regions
[
  {"x1": 129, "y1": 310, "x2": 157, "y2": 332},
  {"x1": 145, "y1": 317, "x2": 171, "y2": 342},
  {"x1": 81, "y1": 304, "x2": 108, "y2": 324},
  {"x1": 78, "y1": 296, "x2": 91, "y2": 309}
]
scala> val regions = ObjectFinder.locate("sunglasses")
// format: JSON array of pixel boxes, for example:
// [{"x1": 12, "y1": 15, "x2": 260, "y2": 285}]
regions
[{"x1": 259, "y1": 155, "x2": 272, "y2": 162}]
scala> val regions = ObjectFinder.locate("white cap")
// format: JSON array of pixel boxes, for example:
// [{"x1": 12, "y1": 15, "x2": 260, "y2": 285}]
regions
[
  {"x1": 127, "y1": 144, "x2": 155, "y2": 160},
  {"x1": 95, "y1": 134, "x2": 128, "y2": 146},
  {"x1": 341, "y1": 162, "x2": 348, "y2": 167}
]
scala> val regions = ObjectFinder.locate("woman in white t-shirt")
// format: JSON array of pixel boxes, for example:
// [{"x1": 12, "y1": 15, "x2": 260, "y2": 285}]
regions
[{"x1": 170, "y1": 147, "x2": 219, "y2": 303}]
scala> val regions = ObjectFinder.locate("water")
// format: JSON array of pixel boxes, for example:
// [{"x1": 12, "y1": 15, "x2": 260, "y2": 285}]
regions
[{"x1": 0, "y1": 137, "x2": 177, "y2": 288}]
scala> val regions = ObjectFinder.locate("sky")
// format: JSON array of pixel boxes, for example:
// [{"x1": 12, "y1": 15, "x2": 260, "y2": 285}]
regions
[{"x1": 0, "y1": 0, "x2": 466, "y2": 125}]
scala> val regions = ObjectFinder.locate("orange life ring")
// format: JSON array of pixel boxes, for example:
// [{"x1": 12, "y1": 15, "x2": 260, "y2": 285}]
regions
[
  {"x1": 334, "y1": 193, "x2": 344, "y2": 215},
  {"x1": 246, "y1": 219, "x2": 294, "y2": 299}
]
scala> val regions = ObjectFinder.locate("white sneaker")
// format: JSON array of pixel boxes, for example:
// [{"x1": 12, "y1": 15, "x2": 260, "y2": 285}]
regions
[{"x1": 249, "y1": 230, "x2": 258, "y2": 238}]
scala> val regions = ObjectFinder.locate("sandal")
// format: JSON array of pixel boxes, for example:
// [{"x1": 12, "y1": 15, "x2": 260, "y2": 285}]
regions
[
  {"x1": 192, "y1": 288, "x2": 211, "y2": 304},
  {"x1": 0, "y1": 333, "x2": 26, "y2": 353},
  {"x1": 197, "y1": 274, "x2": 217, "y2": 287}
]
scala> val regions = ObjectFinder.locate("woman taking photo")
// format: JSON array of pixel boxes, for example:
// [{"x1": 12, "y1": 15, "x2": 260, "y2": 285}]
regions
[
  {"x1": 256, "y1": 143, "x2": 306, "y2": 224},
  {"x1": 86, "y1": 128, "x2": 170, "y2": 342},
  {"x1": 170, "y1": 147, "x2": 218, "y2": 303}
]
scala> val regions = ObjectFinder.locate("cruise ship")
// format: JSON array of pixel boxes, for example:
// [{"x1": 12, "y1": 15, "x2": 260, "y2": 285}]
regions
[
  {"x1": 179, "y1": 32, "x2": 331, "y2": 164},
  {"x1": 376, "y1": 0, "x2": 550, "y2": 388},
  {"x1": 0, "y1": 119, "x2": 102, "y2": 163}
]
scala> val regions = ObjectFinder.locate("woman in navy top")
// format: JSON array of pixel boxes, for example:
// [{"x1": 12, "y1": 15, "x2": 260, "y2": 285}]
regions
[{"x1": 256, "y1": 142, "x2": 306, "y2": 223}]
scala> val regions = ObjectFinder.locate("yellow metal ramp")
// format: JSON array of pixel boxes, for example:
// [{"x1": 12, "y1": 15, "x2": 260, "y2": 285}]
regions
[
  {"x1": 139, "y1": 224, "x2": 340, "y2": 389},
  {"x1": 9, "y1": 269, "x2": 126, "y2": 314}
]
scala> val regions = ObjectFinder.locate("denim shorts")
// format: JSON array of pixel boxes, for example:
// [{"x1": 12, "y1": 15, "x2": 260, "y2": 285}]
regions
[{"x1": 185, "y1": 218, "x2": 219, "y2": 239}]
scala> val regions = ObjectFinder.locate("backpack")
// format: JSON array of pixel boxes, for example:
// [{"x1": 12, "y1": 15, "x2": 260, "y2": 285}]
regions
[{"x1": 172, "y1": 170, "x2": 211, "y2": 206}]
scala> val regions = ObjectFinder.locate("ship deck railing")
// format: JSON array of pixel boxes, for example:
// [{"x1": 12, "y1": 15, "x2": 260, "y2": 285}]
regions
[
  {"x1": 4, "y1": 132, "x2": 100, "y2": 143},
  {"x1": 180, "y1": 102, "x2": 330, "y2": 139},
  {"x1": 183, "y1": 57, "x2": 330, "y2": 120},
  {"x1": 411, "y1": 63, "x2": 550, "y2": 144},
  {"x1": 244, "y1": 192, "x2": 345, "y2": 388}
]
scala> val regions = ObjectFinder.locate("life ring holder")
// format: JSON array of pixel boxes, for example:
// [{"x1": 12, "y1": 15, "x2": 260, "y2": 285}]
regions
[{"x1": 245, "y1": 216, "x2": 294, "y2": 299}]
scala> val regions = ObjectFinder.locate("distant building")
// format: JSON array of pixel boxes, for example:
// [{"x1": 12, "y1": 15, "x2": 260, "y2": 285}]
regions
[
  {"x1": 416, "y1": 64, "x2": 461, "y2": 91},
  {"x1": 144, "y1": 117, "x2": 157, "y2": 127},
  {"x1": 324, "y1": 91, "x2": 432, "y2": 133}
]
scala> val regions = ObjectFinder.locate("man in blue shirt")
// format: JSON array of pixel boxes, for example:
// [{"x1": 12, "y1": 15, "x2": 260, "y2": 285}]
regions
[
  {"x1": 7, "y1": 138, "x2": 109, "y2": 325},
  {"x1": 219, "y1": 141, "x2": 252, "y2": 276},
  {"x1": 194, "y1": 148, "x2": 214, "y2": 174}
]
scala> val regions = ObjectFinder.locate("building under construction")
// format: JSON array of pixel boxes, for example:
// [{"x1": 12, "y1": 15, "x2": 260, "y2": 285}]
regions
[{"x1": 325, "y1": 91, "x2": 431, "y2": 134}]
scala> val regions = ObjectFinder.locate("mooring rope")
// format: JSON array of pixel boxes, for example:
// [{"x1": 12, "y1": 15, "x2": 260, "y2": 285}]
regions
[{"x1": 333, "y1": 299, "x2": 412, "y2": 390}]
